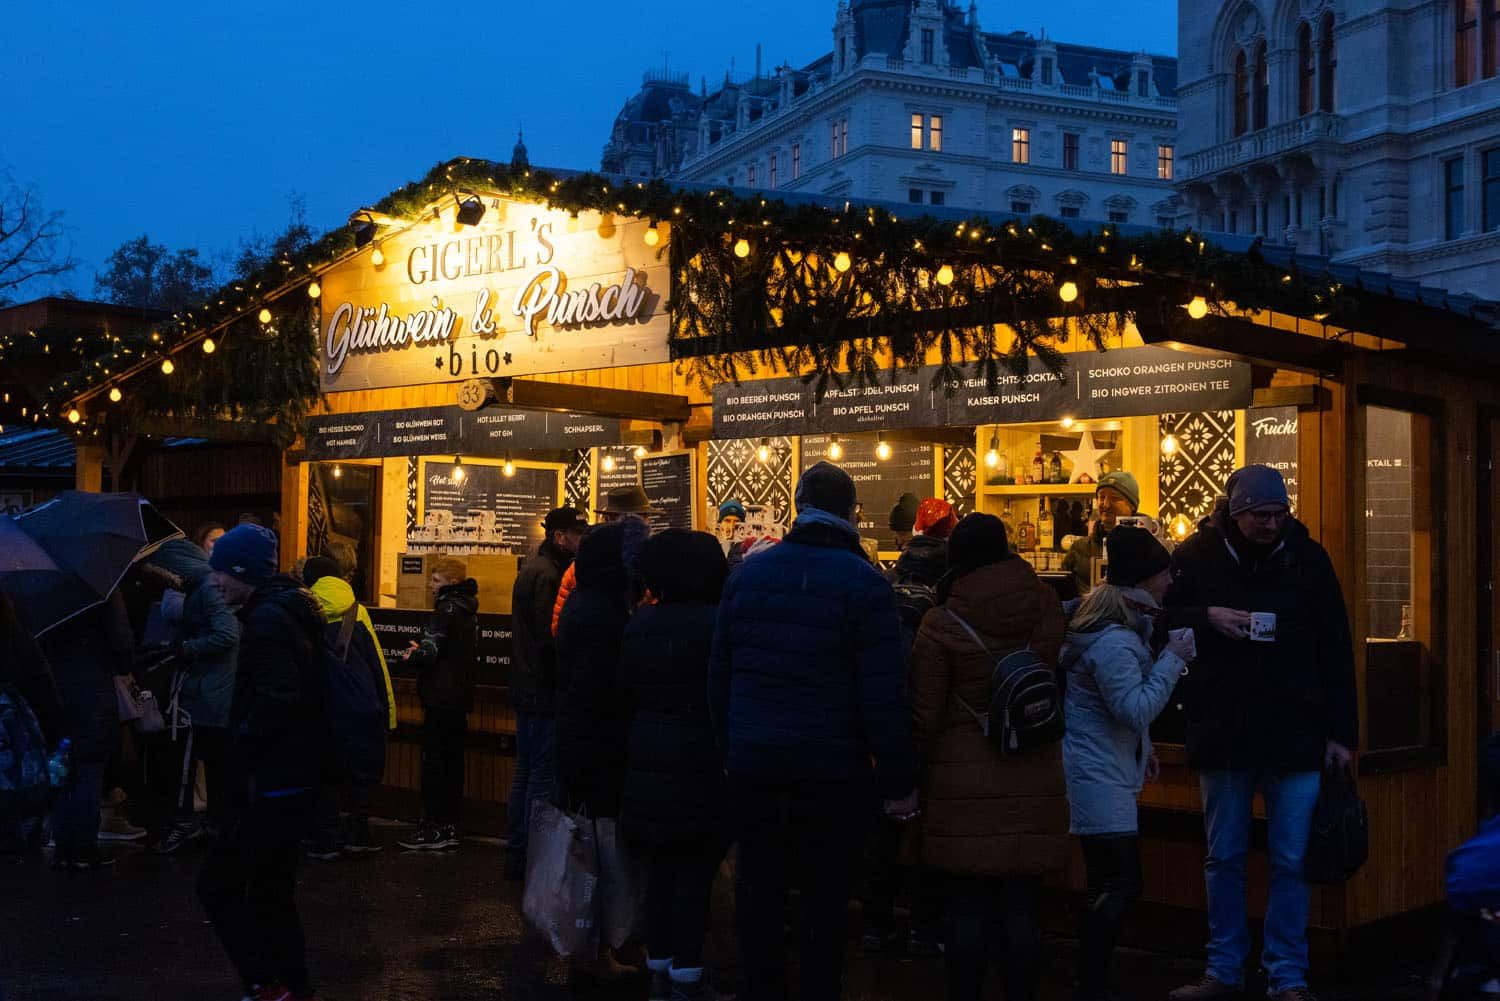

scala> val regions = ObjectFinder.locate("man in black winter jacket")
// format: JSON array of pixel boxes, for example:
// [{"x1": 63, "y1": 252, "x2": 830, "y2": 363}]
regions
[
  {"x1": 1161, "y1": 466, "x2": 1357, "y2": 1001},
  {"x1": 399, "y1": 558, "x2": 479, "y2": 852},
  {"x1": 504, "y1": 507, "x2": 585, "y2": 879},
  {"x1": 197, "y1": 524, "x2": 329, "y2": 1001}
]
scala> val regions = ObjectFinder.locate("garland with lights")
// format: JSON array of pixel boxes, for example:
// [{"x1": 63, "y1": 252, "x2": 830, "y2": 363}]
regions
[{"x1": 48, "y1": 157, "x2": 1361, "y2": 436}]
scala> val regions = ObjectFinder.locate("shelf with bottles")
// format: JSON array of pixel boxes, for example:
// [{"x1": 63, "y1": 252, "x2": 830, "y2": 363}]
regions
[{"x1": 975, "y1": 419, "x2": 1125, "y2": 491}]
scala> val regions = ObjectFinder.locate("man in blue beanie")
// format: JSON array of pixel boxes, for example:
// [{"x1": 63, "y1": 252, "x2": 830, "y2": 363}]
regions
[
  {"x1": 198, "y1": 525, "x2": 331, "y2": 1001},
  {"x1": 1163, "y1": 466, "x2": 1357, "y2": 1001}
]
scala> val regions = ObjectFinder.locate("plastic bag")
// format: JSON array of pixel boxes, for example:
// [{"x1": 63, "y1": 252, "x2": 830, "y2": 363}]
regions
[
  {"x1": 594, "y1": 816, "x2": 647, "y2": 950},
  {"x1": 522, "y1": 800, "x2": 600, "y2": 957}
]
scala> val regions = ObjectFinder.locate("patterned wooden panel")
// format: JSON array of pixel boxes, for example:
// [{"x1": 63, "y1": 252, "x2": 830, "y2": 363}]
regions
[
  {"x1": 405, "y1": 456, "x2": 418, "y2": 535},
  {"x1": 1159, "y1": 411, "x2": 1237, "y2": 525},
  {"x1": 564, "y1": 449, "x2": 592, "y2": 511},
  {"x1": 706, "y1": 437, "x2": 794, "y2": 528},
  {"x1": 943, "y1": 445, "x2": 977, "y2": 518}
]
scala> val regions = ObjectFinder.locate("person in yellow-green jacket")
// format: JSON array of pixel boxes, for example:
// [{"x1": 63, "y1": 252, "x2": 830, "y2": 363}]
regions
[{"x1": 302, "y1": 556, "x2": 395, "y2": 857}]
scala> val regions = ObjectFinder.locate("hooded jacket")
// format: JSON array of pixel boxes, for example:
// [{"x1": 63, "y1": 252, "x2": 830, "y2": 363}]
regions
[
  {"x1": 709, "y1": 509, "x2": 916, "y2": 800},
  {"x1": 1161, "y1": 514, "x2": 1357, "y2": 772},
  {"x1": 1060, "y1": 611, "x2": 1185, "y2": 836},
  {"x1": 511, "y1": 540, "x2": 572, "y2": 714},
  {"x1": 309, "y1": 576, "x2": 396, "y2": 730},
  {"x1": 148, "y1": 539, "x2": 240, "y2": 729},
  {"x1": 908, "y1": 557, "x2": 1067, "y2": 875},
  {"x1": 891, "y1": 533, "x2": 948, "y2": 587},
  {"x1": 408, "y1": 579, "x2": 480, "y2": 713}
]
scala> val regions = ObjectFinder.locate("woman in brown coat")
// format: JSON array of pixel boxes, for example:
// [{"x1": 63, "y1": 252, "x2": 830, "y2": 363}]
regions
[{"x1": 909, "y1": 512, "x2": 1068, "y2": 1001}]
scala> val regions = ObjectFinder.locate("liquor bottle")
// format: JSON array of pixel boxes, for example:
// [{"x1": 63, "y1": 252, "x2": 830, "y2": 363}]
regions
[
  {"x1": 995, "y1": 450, "x2": 1011, "y2": 484},
  {"x1": 1049, "y1": 451, "x2": 1064, "y2": 485},
  {"x1": 1017, "y1": 509, "x2": 1037, "y2": 552},
  {"x1": 1000, "y1": 501, "x2": 1017, "y2": 544},
  {"x1": 1031, "y1": 447, "x2": 1044, "y2": 486},
  {"x1": 1038, "y1": 500, "x2": 1054, "y2": 550}
]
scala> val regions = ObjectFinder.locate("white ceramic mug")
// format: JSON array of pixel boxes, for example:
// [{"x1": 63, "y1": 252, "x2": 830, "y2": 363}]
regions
[{"x1": 1249, "y1": 612, "x2": 1277, "y2": 642}]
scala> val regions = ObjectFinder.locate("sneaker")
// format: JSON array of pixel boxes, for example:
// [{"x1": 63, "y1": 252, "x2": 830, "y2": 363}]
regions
[
  {"x1": 1167, "y1": 975, "x2": 1242, "y2": 1001},
  {"x1": 433, "y1": 825, "x2": 460, "y2": 850},
  {"x1": 649, "y1": 967, "x2": 672, "y2": 1001},
  {"x1": 98, "y1": 813, "x2": 148, "y2": 842},
  {"x1": 1269, "y1": 989, "x2": 1317, "y2": 1001},
  {"x1": 240, "y1": 986, "x2": 291, "y2": 1001},
  {"x1": 342, "y1": 819, "x2": 382, "y2": 854},
  {"x1": 68, "y1": 853, "x2": 117, "y2": 871},
  {"x1": 149, "y1": 821, "x2": 204, "y2": 856},
  {"x1": 399, "y1": 823, "x2": 459, "y2": 851},
  {"x1": 305, "y1": 841, "x2": 342, "y2": 862}
]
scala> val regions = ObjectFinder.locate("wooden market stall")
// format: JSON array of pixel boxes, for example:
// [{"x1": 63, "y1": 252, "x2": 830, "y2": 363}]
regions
[{"x1": 51, "y1": 158, "x2": 1500, "y2": 950}]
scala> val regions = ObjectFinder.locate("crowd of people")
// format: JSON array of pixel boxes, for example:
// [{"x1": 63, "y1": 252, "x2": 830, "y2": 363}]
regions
[{"x1": 2, "y1": 462, "x2": 1498, "y2": 1001}]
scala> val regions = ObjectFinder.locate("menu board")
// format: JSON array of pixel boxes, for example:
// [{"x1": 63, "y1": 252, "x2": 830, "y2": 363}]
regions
[
  {"x1": 367, "y1": 608, "x2": 512, "y2": 688},
  {"x1": 593, "y1": 446, "x2": 640, "y2": 512},
  {"x1": 304, "y1": 405, "x2": 620, "y2": 460},
  {"x1": 1246, "y1": 406, "x2": 1299, "y2": 513},
  {"x1": 713, "y1": 346, "x2": 1252, "y2": 437},
  {"x1": 419, "y1": 459, "x2": 562, "y2": 553},
  {"x1": 640, "y1": 452, "x2": 696, "y2": 532},
  {"x1": 800, "y1": 434, "x2": 936, "y2": 555}
]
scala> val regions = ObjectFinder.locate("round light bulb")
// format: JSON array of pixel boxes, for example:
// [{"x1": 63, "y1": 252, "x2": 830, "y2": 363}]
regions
[
  {"x1": 258, "y1": 308, "x2": 272, "y2": 324},
  {"x1": 1172, "y1": 514, "x2": 1191, "y2": 539},
  {"x1": 371, "y1": 247, "x2": 385, "y2": 266},
  {"x1": 936, "y1": 264, "x2": 954, "y2": 286},
  {"x1": 733, "y1": 238, "x2": 751, "y2": 258},
  {"x1": 602, "y1": 454, "x2": 617, "y2": 473},
  {"x1": 67, "y1": 408, "x2": 81, "y2": 424},
  {"x1": 985, "y1": 448, "x2": 1000, "y2": 469},
  {"x1": 503, "y1": 460, "x2": 516, "y2": 477},
  {"x1": 876, "y1": 439, "x2": 892, "y2": 461},
  {"x1": 108, "y1": 388, "x2": 122, "y2": 403},
  {"x1": 827, "y1": 440, "x2": 844, "y2": 461},
  {"x1": 161, "y1": 359, "x2": 175, "y2": 375},
  {"x1": 833, "y1": 252, "x2": 852, "y2": 273},
  {"x1": 1061, "y1": 416, "x2": 1076, "y2": 429},
  {"x1": 644, "y1": 227, "x2": 661, "y2": 247},
  {"x1": 202, "y1": 338, "x2": 216, "y2": 354},
  {"x1": 1058, "y1": 280, "x2": 1080, "y2": 303},
  {"x1": 1161, "y1": 433, "x2": 1179, "y2": 456},
  {"x1": 1187, "y1": 295, "x2": 1209, "y2": 319},
  {"x1": 757, "y1": 443, "x2": 771, "y2": 463},
  {"x1": 307, "y1": 281, "x2": 321, "y2": 300},
  {"x1": 332, "y1": 464, "x2": 343, "y2": 479}
]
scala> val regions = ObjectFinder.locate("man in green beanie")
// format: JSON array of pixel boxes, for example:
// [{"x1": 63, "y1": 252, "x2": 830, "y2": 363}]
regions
[{"x1": 1063, "y1": 471, "x2": 1143, "y2": 594}]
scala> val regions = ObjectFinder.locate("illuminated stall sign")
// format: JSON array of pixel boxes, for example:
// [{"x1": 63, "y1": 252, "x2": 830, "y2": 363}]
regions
[
  {"x1": 303, "y1": 405, "x2": 620, "y2": 460},
  {"x1": 319, "y1": 197, "x2": 671, "y2": 392}
]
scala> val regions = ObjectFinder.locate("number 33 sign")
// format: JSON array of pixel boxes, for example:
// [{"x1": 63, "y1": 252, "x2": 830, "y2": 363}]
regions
[{"x1": 457, "y1": 379, "x2": 493, "y2": 412}]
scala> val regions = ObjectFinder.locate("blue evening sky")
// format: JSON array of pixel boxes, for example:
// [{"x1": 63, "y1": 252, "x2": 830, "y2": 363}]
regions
[{"x1": 3, "y1": 1, "x2": 1175, "y2": 300}]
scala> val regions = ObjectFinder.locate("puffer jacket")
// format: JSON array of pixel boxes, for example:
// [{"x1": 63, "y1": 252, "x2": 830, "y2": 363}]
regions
[
  {"x1": 309, "y1": 576, "x2": 396, "y2": 730},
  {"x1": 1161, "y1": 514, "x2": 1357, "y2": 772},
  {"x1": 229, "y1": 576, "x2": 329, "y2": 797},
  {"x1": 891, "y1": 534, "x2": 947, "y2": 587},
  {"x1": 619, "y1": 601, "x2": 725, "y2": 848},
  {"x1": 909, "y1": 557, "x2": 1067, "y2": 876},
  {"x1": 511, "y1": 541, "x2": 570, "y2": 714},
  {"x1": 1060, "y1": 614, "x2": 1185, "y2": 836},
  {"x1": 408, "y1": 579, "x2": 480, "y2": 713},
  {"x1": 146, "y1": 540, "x2": 240, "y2": 728},
  {"x1": 709, "y1": 510, "x2": 915, "y2": 800}
]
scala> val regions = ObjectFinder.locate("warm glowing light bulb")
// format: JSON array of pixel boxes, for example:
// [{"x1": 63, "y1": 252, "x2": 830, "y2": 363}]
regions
[
  {"x1": 1058, "y1": 280, "x2": 1080, "y2": 303},
  {"x1": 827, "y1": 439, "x2": 844, "y2": 461},
  {"x1": 332, "y1": 464, "x2": 343, "y2": 479},
  {"x1": 1187, "y1": 295, "x2": 1209, "y2": 319},
  {"x1": 371, "y1": 247, "x2": 385, "y2": 266},
  {"x1": 258, "y1": 308, "x2": 272, "y2": 324},
  {"x1": 935, "y1": 264, "x2": 954, "y2": 286},
  {"x1": 757, "y1": 441, "x2": 771, "y2": 463},
  {"x1": 503, "y1": 459, "x2": 516, "y2": 477},
  {"x1": 108, "y1": 388, "x2": 122, "y2": 403},
  {"x1": 733, "y1": 238, "x2": 751, "y2": 258},
  {"x1": 161, "y1": 359, "x2": 175, "y2": 375},
  {"x1": 833, "y1": 252, "x2": 852, "y2": 273},
  {"x1": 985, "y1": 448, "x2": 1000, "y2": 469},
  {"x1": 452, "y1": 461, "x2": 465, "y2": 482},
  {"x1": 202, "y1": 338, "x2": 216, "y2": 354},
  {"x1": 644, "y1": 227, "x2": 661, "y2": 247},
  {"x1": 876, "y1": 438, "x2": 892, "y2": 461},
  {"x1": 602, "y1": 454, "x2": 617, "y2": 473},
  {"x1": 633, "y1": 445, "x2": 648, "y2": 460},
  {"x1": 308, "y1": 281, "x2": 322, "y2": 300},
  {"x1": 1161, "y1": 433, "x2": 1179, "y2": 456},
  {"x1": 67, "y1": 408, "x2": 81, "y2": 424},
  {"x1": 1172, "y1": 514, "x2": 1191, "y2": 539},
  {"x1": 1060, "y1": 416, "x2": 1076, "y2": 429}
]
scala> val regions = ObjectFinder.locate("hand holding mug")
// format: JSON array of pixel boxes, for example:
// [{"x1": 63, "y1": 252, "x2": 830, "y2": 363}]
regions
[
  {"x1": 1165, "y1": 627, "x2": 1197, "y2": 663},
  {"x1": 1207, "y1": 607, "x2": 1253, "y2": 641}
]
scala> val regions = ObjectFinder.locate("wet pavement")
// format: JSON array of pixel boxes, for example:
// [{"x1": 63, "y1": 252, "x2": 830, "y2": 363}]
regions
[{"x1": 0, "y1": 821, "x2": 1434, "y2": 1001}]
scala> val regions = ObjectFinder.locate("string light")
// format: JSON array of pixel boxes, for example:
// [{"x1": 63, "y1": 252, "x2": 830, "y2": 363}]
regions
[
  {"x1": 833, "y1": 252, "x2": 852, "y2": 273},
  {"x1": 108, "y1": 388, "x2": 122, "y2": 403},
  {"x1": 644, "y1": 226, "x2": 660, "y2": 247},
  {"x1": 67, "y1": 408, "x2": 81, "y2": 424},
  {"x1": 161, "y1": 359, "x2": 175, "y2": 375},
  {"x1": 733, "y1": 238, "x2": 751, "y2": 258},
  {"x1": 371, "y1": 247, "x2": 385, "y2": 266},
  {"x1": 1058, "y1": 280, "x2": 1080, "y2": 303},
  {"x1": 1187, "y1": 296, "x2": 1209, "y2": 319},
  {"x1": 307, "y1": 281, "x2": 321, "y2": 299},
  {"x1": 202, "y1": 338, "x2": 216, "y2": 354},
  {"x1": 258, "y1": 308, "x2": 272, "y2": 324},
  {"x1": 936, "y1": 264, "x2": 954, "y2": 286}
]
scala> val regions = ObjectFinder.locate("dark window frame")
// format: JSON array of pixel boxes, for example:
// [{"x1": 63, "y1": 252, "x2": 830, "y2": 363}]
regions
[
  {"x1": 1062, "y1": 132, "x2": 1080, "y2": 170},
  {"x1": 1485, "y1": 148, "x2": 1500, "y2": 231},
  {"x1": 1318, "y1": 13, "x2": 1337, "y2": 111},
  {"x1": 1234, "y1": 49, "x2": 1250, "y2": 135},
  {"x1": 1445, "y1": 157, "x2": 1465, "y2": 239},
  {"x1": 1298, "y1": 22, "x2": 1316, "y2": 114}
]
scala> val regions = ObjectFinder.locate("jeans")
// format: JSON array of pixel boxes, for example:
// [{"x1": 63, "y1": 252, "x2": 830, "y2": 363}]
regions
[
  {"x1": 421, "y1": 708, "x2": 467, "y2": 826},
  {"x1": 942, "y1": 874, "x2": 1043, "y2": 1001},
  {"x1": 198, "y1": 789, "x2": 319, "y2": 996},
  {"x1": 1077, "y1": 834, "x2": 1144, "y2": 996},
  {"x1": 52, "y1": 762, "x2": 105, "y2": 862},
  {"x1": 1200, "y1": 769, "x2": 1321, "y2": 993},
  {"x1": 645, "y1": 836, "x2": 727, "y2": 970},
  {"x1": 505, "y1": 711, "x2": 555, "y2": 861},
  {"x1": 731, "y1": 775, "x2": 871, "y2": 1001},
  {"x1": 864, "y1": 815, "x2": 942, "y2": 943}
]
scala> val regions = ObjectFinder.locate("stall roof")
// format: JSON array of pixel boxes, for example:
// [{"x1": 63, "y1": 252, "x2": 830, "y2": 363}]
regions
[{"x1": 0, "y1": 428, "x2": 206, "y2": 473}]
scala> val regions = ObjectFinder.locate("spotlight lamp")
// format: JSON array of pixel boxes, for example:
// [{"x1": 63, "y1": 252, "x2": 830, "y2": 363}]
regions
[
  {"x1": 351, "y1": 215, "x2": 377, "y2": 248},
  {"x1": 455, "y1": 194, "x2": 486, "y2": 227}
]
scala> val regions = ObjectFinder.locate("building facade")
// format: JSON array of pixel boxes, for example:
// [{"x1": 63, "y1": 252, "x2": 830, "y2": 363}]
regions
[
  {"x1": 1176, "y1": 0, "x2": 1500, "y2": 295},
  {"x1": 602, "y1": 0, "x2": 1184, "y2": 228}
]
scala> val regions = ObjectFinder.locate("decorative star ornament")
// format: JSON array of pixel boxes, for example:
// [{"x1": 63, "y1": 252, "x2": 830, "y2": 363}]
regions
[{"x1": 1061, "y1": 430, "x2": 1111, "y2": 484}]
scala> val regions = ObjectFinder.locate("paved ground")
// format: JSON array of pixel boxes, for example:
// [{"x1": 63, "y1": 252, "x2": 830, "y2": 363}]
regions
[{"x1": 0, "y1": 821, "x2": 1437, "y2": 1001}]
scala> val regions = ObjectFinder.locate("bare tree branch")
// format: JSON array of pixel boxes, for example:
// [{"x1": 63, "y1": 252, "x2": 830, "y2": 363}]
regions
[{"x1": 0, "y1": 168, "x2": 76, "y2": 305}]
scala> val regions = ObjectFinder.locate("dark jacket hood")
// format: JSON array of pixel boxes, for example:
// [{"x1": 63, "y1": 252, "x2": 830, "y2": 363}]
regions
[
  {"x1": 894, "y1": 534, "x2": 947, "y2": 586},
  {"x1": 437, "y1": 578, "x2": 479, "y2": 613}
]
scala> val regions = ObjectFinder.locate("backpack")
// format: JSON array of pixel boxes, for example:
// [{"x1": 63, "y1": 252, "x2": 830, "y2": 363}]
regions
[
  {"x1": 0, "y1": 686, "x2": 51, "y2": 824},
  {"x1": 1304, "y1": 773, "x2": 1369, "y2": 885},
  {"x1": 944, "y1": 609, "x2": 1065, "y2": 757},
  {"x1": 323, "y1": 605, "x2": 386, "y2": 780},
  {"x1": 893, "y1": 581, "x2": 939, "y2": 635}
]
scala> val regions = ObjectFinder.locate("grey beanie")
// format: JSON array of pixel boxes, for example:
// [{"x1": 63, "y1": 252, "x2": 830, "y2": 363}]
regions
[{"x1": 1228, "y1": 464, "x2": 1290, "y2": 516}]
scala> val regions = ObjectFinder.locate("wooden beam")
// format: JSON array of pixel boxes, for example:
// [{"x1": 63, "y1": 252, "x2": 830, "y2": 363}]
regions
[
  {"x1": 75, "y1": 443, "x2": 104, "y2": 493},
  {"x1": 1252, "y1": 384, "x2": 1322, "y2": 409},
  {"x1": 497, "y1": 378, "x2": 691, "y2": 422},
  {"x1": 883, "y1": 427, "x2": 975, "y2": 448},
  {"x1": 1137, "y1": 314, "x2": 1348, "y2": 375}
]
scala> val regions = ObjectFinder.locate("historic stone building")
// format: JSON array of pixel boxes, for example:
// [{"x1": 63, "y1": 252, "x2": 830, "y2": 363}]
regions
[
  {"x1": 1176, "y1": 0, "x2": 1500, "y2": 295},
  {"x1": 601, "y1": 0, "x2": 1184, "y2": 228}
]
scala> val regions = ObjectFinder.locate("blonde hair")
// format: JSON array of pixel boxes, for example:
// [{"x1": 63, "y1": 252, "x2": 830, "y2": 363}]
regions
[
  {"x1": 432, "y1": 557, "x2": 468, "y2": 581},
  {"x1": 1069, "y1": 583, "x2": 1139, "y2": 635}
]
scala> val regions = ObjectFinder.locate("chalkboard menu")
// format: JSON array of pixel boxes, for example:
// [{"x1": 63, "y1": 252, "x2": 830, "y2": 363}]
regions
[
  {"x1": 420, "y1": 459, "x2": 562, "y2": 553},
  {"x1": 800, "y1": 434, "x2": 936, "y2": 554},
  {"x1": 640, "y1": 452, "x2": 696, "y2": 531},
  {"x1": 593, "y1": 446, "x2": 640, "y2": 512},
  {"x1": 714, "y1": 346, "x2": 1253, "y2": 437},
  {"x1": 367, "y1": 608, "x2": 512, "y2": 688},
  {"x1": 1245, "y1": 406, "x2": 1299, "y2": 513}
]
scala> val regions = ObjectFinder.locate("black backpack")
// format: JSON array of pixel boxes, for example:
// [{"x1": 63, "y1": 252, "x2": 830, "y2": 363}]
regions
[
  {"x1": 1304, "y1": 773, "x2": 1368, "y2": 885},
  {"x1": 893, "y1": 581, "x2": 938, "y2": 635},
  {"x1": 322, "y1": 605, "x2": 386, "y2": 779},
  {"x1": 943, "y1": 609, "x2": 1064, "y2": 757}
]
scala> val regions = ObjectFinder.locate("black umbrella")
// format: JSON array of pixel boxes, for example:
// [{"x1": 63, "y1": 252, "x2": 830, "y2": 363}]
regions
[{"x1": 5, "y1": 491, "x2": 183, "y2": 635}]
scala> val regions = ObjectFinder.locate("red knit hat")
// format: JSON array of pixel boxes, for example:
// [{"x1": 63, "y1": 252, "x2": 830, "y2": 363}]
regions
[{"x1": 914, "y1": 498, "x2": 958, "y2": 539}]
